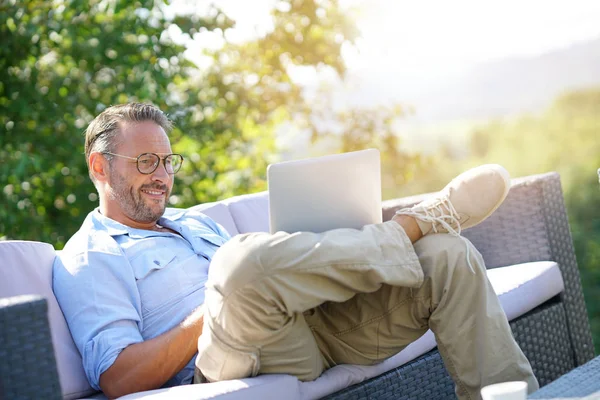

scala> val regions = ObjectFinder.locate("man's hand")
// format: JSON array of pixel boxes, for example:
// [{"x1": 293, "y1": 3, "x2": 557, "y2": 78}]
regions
[{"x1": 99, "y1": 306, "x2": 204, "y2": 399}]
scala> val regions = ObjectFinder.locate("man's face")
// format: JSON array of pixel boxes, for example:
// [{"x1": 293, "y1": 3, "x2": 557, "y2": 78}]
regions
[{"x1": 105, "y1": 121, "x2": 174, "y2": 224}]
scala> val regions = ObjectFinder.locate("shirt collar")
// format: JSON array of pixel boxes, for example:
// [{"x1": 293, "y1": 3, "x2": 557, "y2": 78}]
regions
[{"x1": 90, "y1": 208, "x2": 183, "y2": 238}]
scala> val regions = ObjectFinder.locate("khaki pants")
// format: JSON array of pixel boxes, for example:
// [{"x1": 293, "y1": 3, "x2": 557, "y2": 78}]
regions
[{"x1": 196, "y1": 221, "x2": 538, "y2": 399}]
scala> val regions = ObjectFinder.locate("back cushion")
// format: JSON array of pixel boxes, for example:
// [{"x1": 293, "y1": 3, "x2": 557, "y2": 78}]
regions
[
  {"x1": 0, "y1": 241, "x2": 94, "y2": 399},
  {"x1": 186, "y1": 202, "x2": 240, "y2": 236},
  {"x1": 224, "y1": 191, "x2": 270, "y2": 233}
]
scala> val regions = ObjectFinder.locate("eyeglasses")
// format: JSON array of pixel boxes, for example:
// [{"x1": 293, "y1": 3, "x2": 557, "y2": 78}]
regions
[{"x1": 103, "y1": 152, "x2": 184, "y2": 175}]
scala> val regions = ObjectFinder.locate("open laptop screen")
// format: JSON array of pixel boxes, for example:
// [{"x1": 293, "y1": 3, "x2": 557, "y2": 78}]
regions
[{"x1": 267, "y1": 149, "x2": 382, "y2": 234}]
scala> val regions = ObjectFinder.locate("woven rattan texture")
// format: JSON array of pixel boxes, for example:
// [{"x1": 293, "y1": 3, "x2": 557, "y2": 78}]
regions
[
  {"x1": 382, "y1": 174, "x2": 554, "y2": 269},
  {"x1": 462, "y1": 180, "x2": 551, "y2": 269},
  {"x1": 322, "y1": 350, "x2": 455, "y2": 400},
  {"x1": 325, "y1": 301, "x2": 573, "y2": 400},
  {"x1": 511, "y1": 301, "x2": 575, "y2": 387},
  {"x1": 0, "y1": 296, "x2": 62, "y2": 400},
  {"x1": 529, "y1": 355, "x2": 600, "y2": 399},
  {"x1": 540, "y1": 174, "x2": 595, "y2": 366},
  {"x1": 382, "y1": 173, "x2": 595, "y2": 366}
]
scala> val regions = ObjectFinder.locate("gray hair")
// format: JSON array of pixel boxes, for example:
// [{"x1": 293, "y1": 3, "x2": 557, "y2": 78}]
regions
[{"x1": 84, "y1": 103, "x2": 172, "y2": 180}]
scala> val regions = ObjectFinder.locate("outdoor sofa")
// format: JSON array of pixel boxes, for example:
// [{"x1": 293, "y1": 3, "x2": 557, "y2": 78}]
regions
[{"x1": 0, "y1": 171, "x2": 595, "y2": 399}]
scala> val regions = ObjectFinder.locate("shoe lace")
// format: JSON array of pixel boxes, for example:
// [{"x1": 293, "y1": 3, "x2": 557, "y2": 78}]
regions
[{"x1": 397, "y1": 195, "x2": 478, "y2": 274}]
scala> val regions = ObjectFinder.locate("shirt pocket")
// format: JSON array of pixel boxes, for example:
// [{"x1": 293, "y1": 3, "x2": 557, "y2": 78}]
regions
[
  {"x1": 130, "y1": 250, "x2": 191, "y2": 316},
  {"x1": 190, "y1": 232, "x2": 227, "y2": 261}
]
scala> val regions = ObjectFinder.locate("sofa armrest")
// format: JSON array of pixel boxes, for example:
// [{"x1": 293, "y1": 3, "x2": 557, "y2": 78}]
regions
[
  {"x1": 382, "y1": 172, "x2": 595, "y2": 366},
  {"x1": 0, "y1": 295, "x2": 63, "y2": 400}
]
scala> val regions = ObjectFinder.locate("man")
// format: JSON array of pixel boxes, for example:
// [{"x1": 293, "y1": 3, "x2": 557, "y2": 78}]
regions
[{"x1": 54, "y1": 103, "x2": 538, "y2": 400}]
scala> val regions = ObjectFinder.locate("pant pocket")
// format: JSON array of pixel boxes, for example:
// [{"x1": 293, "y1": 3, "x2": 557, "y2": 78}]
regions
[{"x1": 195, "y1": 325, "x2": 260, "y2": 382}]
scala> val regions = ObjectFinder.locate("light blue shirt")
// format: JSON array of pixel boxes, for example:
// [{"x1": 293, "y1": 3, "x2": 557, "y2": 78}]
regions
[{"x1": 53, "y1": 207, "x2": 231, "y2": 391}]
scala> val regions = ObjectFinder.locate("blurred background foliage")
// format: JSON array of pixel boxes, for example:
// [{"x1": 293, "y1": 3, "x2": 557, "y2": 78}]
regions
[
  {"x1": 402, "y1": 89, "x2": 600, "y2": 353},
  {"x1": 1, "y1": 0, "x2": 418, "y2": 246},
  {"x1": 0, "y1": 0, "x2": 598, "y2": 351}
]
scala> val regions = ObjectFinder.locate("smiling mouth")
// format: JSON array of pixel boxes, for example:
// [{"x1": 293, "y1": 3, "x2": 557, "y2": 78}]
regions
[{"x1": 141, "y1": 189, "x2": 166, "y2": 197}]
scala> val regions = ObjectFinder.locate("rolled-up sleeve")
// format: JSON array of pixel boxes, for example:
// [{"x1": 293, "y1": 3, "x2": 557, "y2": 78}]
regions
[{"x1": 53, "y1": 236, "x2": 144, "y2": 390}]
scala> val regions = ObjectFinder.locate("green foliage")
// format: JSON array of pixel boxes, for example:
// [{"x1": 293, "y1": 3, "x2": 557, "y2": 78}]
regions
[
  {"x1": 414, "y1": 88, "x2": 600, "y2": 354},
  {"x1": 2, "y1": 0, "x2": 407, "y2": 247},
  {"x1": 568, "y1": 170, "x2": 600, "y2": 355},
  {"x1": 0, "y1": 0, "x2": 225, "y2": 246}
]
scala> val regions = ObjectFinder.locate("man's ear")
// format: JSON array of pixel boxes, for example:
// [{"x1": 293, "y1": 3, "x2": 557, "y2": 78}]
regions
[{"x1": 89, "y1": 152, "x2": 109, "y2": 182}]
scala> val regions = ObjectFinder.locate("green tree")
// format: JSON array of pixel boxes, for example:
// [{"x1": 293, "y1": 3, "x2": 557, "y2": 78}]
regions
[
  {"x1": 2, "y1": 0, "x2": 414, "y2": 248},
  {"x1": 1, "y1": 0, "x2": 225, "y2": 245},
  {"x1": 567, "y1": 170, "x2": 600, "y2": 354}
]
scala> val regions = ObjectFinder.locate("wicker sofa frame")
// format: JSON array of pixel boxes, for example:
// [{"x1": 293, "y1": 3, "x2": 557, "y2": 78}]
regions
[{"x1": 0, "y1": 172, "x2": 595, "y2": 399}]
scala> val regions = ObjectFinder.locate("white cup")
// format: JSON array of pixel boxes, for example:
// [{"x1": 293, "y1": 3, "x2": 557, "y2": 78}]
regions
[{"x1": 480, "y1": 381, "x2": 528, "y2": 400}]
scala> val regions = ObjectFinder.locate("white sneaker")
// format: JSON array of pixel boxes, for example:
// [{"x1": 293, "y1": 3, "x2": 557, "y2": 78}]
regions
[{"x1": 396, "y1": 164, "x2": 511, "y2": 272}]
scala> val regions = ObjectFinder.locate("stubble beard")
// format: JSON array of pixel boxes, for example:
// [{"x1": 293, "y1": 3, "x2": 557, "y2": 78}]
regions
[{"x1": 108, "y1": 170, "x2": 169, "y2": 223}]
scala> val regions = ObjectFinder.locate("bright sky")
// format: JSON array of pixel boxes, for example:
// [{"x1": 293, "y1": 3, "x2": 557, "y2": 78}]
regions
[
  {"x1": 178, "y1": 0, "x2": 600, "y2": 87},
  {"x1": 348, "y1": 0, "x2": 600, "y2": 83}
]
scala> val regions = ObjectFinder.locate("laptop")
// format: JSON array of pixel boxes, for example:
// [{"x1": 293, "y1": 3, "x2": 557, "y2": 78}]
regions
[{"x1": 267, "y1": 149, "x2": 382, "y2": 233}]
